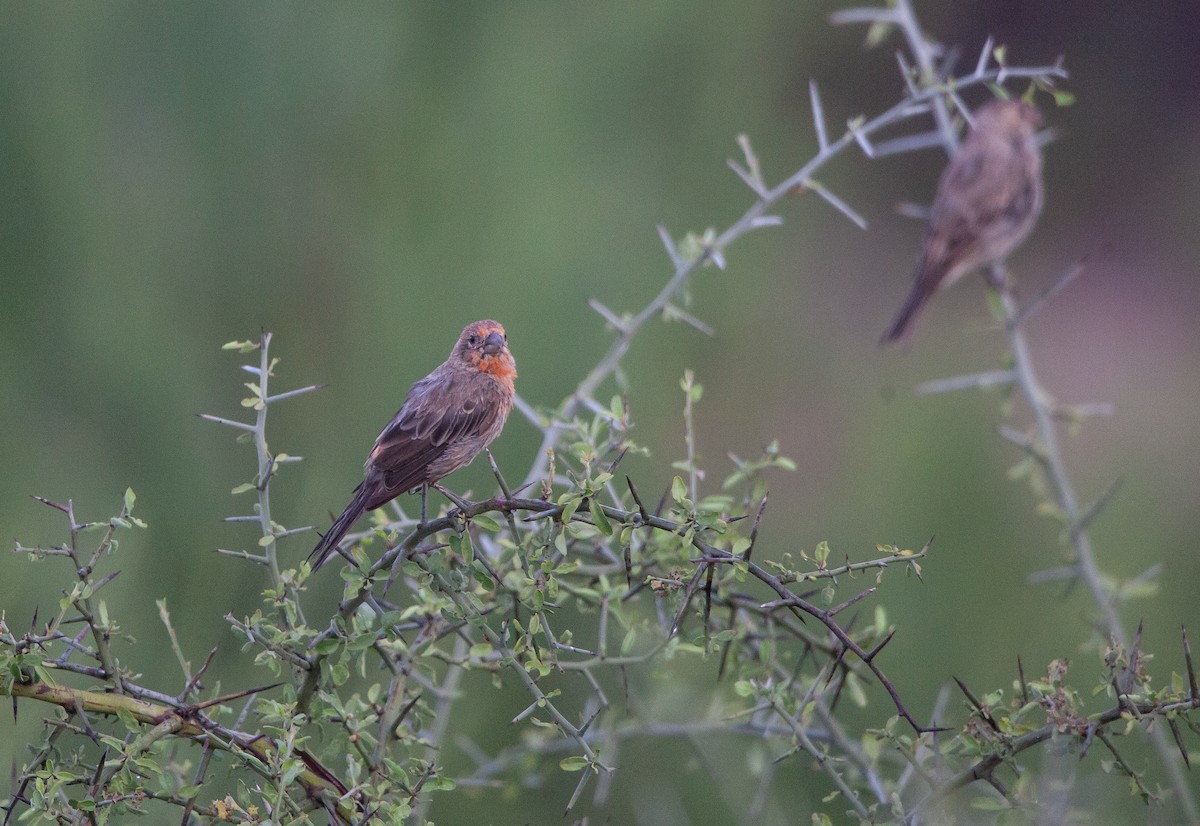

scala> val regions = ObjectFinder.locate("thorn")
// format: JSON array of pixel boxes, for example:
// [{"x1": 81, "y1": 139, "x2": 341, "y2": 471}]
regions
[
  {"x1": 829, "y1": 587, "x2": 876, "y2": 617},
  {"x1": 189, "y1": 682, "x2": 284, "y2": 712},
  {"x1": 806, "y1": 179, "x2": 868, "y2": 229},
  {"x1": 894, "y1": 50, "x2": 919, "y2": 96},
  {"x1": 1169, "y1": 717, "x2": 1191, "y2": 769},
  {"x1": 824, "y1": 644, "x2": 849, "y2": 689},
  {"x1": 974, "y1": 35, "x2": 995, "y2": 76},
  {"x1": 656, "y1": 225, "x2": 683, "y2": 270},
  {"x1": 30, "y1": 496, "x2": 70, "y2": 514},
  {"x1": 809, "y1": 80, "x2": 829, "y2": 151},
  {"x1": 263, "y1": 383, "x2": 325, "y2": 404},
  {"x1": 587, "y1": 298, "x2": 628, "y2": 333},
  {"x1": 703, "y1": 563, "x2": 715, "y2": 651},
  {"x1": 865, "y1": 628, "x2": 897, "y2": 662},
  {"x1": 605, "y1": 447, "x2": 629, "y2": 477},
  {"x1": 1184, "y1": 626, "x2": 1198, "y2": 700},
  {"x1": 196, "y1": 412, "x2": 256, "y2": 432},
  {"x1": 953, "y1": 675, "x2": 999, "y2": 731},
  {"x1": 735, "y1": 133, "x2": 764, "y2": 187},
  {"x1": 726, "y1": 158, "x2": 766, "y2": 197},
  {"x1": 749, "y1": 215, "x2": 784, "y2": 229},
  {"x1": 1010, "y1": 257, "x2": 1087, "y2": 329},
  {"x1": 625, "y1": 476, "x2": 649, "y2": 522},
  {"x1": 743, "y1": 492, "x2": 768, "y2": 562},
  {"x1": 1070, "y1": 477, "x2": 1123, "y2": 538},
  {"x1": 914, "y1": 369, "x2": 1016, "y2": 397}
]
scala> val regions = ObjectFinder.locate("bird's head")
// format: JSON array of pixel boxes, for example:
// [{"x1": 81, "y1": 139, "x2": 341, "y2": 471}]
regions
[
  {"x1": 975, "y1": 97, "x2": 1042, "y2": 135},
  {"x1": 455, "y1": 320, "x2": 516, "y2": 380}
]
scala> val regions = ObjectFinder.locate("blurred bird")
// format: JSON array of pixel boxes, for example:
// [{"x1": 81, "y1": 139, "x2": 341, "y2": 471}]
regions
[
  {"x1": 881, "y1": 98, "x2": 1044, "y2": 344},
  {"x1": 309, "y1": 320, "x2": 516, "y2": 570}
]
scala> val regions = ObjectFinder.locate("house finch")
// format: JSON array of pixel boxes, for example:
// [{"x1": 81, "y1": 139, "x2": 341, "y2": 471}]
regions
[
  {"x1": 881, "y1": 98, "x2": 1044, "y2": 344},
  {"x1": 308, "y1": 320, "x2": 516, "y2": 570}
]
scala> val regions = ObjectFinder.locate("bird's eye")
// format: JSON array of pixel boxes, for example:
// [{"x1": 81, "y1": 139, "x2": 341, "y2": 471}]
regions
[{"x1": 466, "y1": 334, "x2": 479, "y2": 347}]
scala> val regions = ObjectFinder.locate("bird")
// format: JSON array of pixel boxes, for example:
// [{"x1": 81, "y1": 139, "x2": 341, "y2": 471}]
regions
[
  {"x1": 881, "y1": 98, "x2": 1044, "y2": 344},
  {"x1": 308, "y1": 320, "x2": 516, "y2": 570}
]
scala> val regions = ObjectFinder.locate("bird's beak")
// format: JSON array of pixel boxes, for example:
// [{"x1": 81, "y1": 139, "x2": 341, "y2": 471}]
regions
[{"x1": 482, "y1": 331, "x2": 506, "y2": 355}]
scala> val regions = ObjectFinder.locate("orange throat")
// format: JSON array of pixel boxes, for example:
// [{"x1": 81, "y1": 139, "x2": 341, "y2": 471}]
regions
[{"x1": 477, "y1": 355, "x2": 517, "y2": 379}]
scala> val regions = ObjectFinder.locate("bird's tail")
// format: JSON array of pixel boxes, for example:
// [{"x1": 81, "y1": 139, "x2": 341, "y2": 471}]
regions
[
  {"x1": 308, "y1": 482, "x2": 375, "y2": 571},
  {"x1": 880, "y1": 274, "x2": 938, "y2": 345}
]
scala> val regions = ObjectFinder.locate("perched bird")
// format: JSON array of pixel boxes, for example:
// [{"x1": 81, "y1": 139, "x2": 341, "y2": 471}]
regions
[
  {"x1": 309, "y1": 320, "x2": 516, "y2": 570},
  {"x1": 881, "y1": 98, "x2": 1044, "y2": 344}
]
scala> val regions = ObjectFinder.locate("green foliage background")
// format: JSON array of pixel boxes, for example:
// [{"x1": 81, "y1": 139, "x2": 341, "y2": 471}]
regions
[{"x1": 2, "y1": 2, "x2": 1199, "y2": 822}]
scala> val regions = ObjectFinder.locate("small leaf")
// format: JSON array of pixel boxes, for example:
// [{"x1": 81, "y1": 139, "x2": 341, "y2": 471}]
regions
[
  {"x1": 589, "y1": 499, "x2": 612, "y2": 536},
  {"x1": 471, "y1": 514, "x2": 503, "y2": 532},
  {"x1": 424, "y1": 776, "x2": 456, "y2": 791},
  {"x1": 865, "y1": 20, "x2": 892, "y2": 49},
  {"x1": 671, "y1": 476, "x2": 687, "y2": 503},
  {"x1": 559, "y1": 756, "x2": 589, "y2": 772},
  {"x1": 814, "y1": 540, "x2": 830, "y2": 565}
]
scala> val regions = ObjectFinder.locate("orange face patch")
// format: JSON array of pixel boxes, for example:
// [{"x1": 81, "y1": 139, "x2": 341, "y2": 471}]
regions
[{"x1": 461, "y1": 321, "x2": 516, "y2": 378}]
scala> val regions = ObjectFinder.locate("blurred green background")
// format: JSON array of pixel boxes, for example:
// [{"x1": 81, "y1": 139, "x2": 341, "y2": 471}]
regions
[{"x1": 3, "y1": 1, "x2": 1199, "y2": 822}]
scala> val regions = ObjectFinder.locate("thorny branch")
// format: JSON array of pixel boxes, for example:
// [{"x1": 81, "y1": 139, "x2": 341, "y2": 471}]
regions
[
  {"x1": 6, "y1": 2, "x2": 1197, "y2": 824},
  {"x1": 854, "y1": 0, "x2": 1198, "y2": 818}
]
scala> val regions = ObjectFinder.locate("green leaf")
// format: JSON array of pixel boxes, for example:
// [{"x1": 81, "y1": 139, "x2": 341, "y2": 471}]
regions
[
  {"x1": 671, "y1": 476, "x2": 687, "y2": 503},
  {"x1": 610, "y1": 395, "x2": 625, "y2": 421},
  {"x1": 733, "y1": 679, "x2": 756, "y2": 697},
  {"x1": 814, "y1": 540, "x2": 830, "y2": 565},
  {"x1": 559, "y1": 756, "x2": 589, "y2": 772},
  {"x1": 561, "y1": 496, "x2": 580, "y2": 525},
  {"x1": 865, "y1": 21, "x2": 892, "y2": 49},
  {"x1": 471, "y1": 513, "x2": 503, "y2": 532},
  {"x1": 589, "y1": 499, "x2": 612, "y2": 536},
  {"x1": 123, "y1": 487, "x2": 136, "y2": 511},
  {"x1": 424, "y1": 776, "x2": 456, "y2": 791}
]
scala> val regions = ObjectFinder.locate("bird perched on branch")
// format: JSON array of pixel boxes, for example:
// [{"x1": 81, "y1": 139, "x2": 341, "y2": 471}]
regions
[
  {"x1": 309, "y1": 320, "x2": 516, "y2": 570},
  {"x1": 881, "y1": 98, "x2": 1044, "y2": 344}
]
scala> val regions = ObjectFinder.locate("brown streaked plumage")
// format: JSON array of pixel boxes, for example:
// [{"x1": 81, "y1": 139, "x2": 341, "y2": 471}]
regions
[
  {"x1": 881, "y1": 98, "x2": 1044, "y2": 344},
  {"x1": 309, "y1": 320, "x2": 516, "y2": 570}
]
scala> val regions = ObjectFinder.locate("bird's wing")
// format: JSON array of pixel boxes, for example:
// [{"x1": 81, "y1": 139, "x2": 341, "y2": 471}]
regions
[
  {"x1": 364, "y1": 372, "x2": 494, "y2": 507},
  {"x1": 921, "y1": 149, "x2": 990, "y2": 275},
  {"x1": 929, "y1": 139, "x2": 1032, "y2": 267}
]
